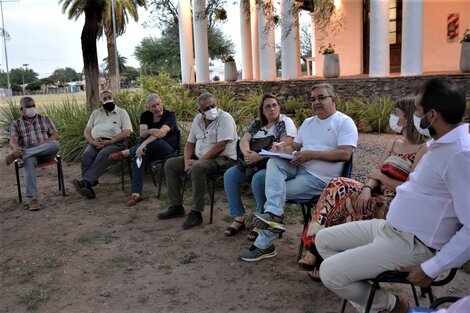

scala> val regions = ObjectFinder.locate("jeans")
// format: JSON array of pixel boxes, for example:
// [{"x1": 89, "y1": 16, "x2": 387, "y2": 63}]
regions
[
  {"x1": 316, "y1": 220, "x2": 434, "y2": 312},
  {"x1": 165, "y1": 156, "x2": 236, "y2": 212},
  {"x1": 254, "y1": 157, "x2": 327, "y2": 249},
  {"x1": 21, "y1": 141, "x2": 60, "y2": 198},
  {"x1": 223, "y1": 166, "x2": 266, "y2": 217},
  {"x1": 81, "y1": 141, "x2": 128, "y2": 185},
  {"x1": 129, "y1": 139, "x2": 174, "y2": 195}
]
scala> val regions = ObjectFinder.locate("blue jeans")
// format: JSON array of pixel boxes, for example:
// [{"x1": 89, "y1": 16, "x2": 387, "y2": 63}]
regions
[
  {"x1": 129, "y1": 139, "x2": 174, "y2": 195},
  {"x1": 224, "y1": 166, "x2": 266, "y2": 217},
  {"x1": 254, "y1": 157, "x2": 327, "y2": 249}
]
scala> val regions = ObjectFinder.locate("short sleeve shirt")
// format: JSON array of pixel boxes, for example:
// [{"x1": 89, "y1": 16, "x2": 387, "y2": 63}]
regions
[
  {"x1": 139, "y1": 109, "x2": 178, "y2": 150},
  {"x1": 86, "y1": 106, "x2": 133, "y2": 140},
  {"x1": 187, "y1": 109, "x2": 237, "y2": 159},
  {"x1": 9, "y1": 114, "x2": 58, "y2": 148}
]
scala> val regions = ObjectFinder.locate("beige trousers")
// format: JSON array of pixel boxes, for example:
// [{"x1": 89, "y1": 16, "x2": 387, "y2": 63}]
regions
[{"x1": 316, "y1": 219, "x2": 434, "y2": 312}]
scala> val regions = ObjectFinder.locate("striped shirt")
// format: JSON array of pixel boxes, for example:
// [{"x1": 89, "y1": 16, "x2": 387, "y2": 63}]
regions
[{"x1": 9, "y1": 114, "x2": 58, "y2": 148}]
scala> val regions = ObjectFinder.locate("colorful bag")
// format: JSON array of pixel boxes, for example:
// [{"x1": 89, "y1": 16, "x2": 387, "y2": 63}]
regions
[{"x1": 380, "y1": 155, "x2": 413, "y2": 182}]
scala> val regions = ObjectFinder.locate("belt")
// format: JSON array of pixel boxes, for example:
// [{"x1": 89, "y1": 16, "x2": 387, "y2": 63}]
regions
[
  {"x1": 414, "y1": 236, "x2": 436, "y2": 253},
  {"x1": 98, "y1": 137, "x2": 112, "y2": 140}
]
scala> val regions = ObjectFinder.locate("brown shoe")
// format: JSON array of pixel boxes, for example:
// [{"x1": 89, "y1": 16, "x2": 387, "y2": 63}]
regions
[
  {"x1": 108, "y1": 151, "x2": 125, "y2": 161},
  {"x1": 29, "y1": 198, "x2": 42, "y2": 211},
  {"x1": 127, "y1": 194, "x2": 142, "y2": 206},
  {"x1": 388, "y1": 295, "x2": 409, "y2": 313},
  {"x1": 5, "y1": 151, "x2": 22, "y2": 166}
]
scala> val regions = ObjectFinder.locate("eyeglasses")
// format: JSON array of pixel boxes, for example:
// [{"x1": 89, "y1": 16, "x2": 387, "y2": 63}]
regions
[
  {"x1": 263, "y1": 103, "x2": 279, "y2": 110},
  {"x1": 309, "y1": 95, "x2": 332, "y2": 103}
]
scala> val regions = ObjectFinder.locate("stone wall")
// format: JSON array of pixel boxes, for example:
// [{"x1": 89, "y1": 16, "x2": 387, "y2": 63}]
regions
[{"x1": 185, "y1": 73, "x2": 470, "y2": 103}]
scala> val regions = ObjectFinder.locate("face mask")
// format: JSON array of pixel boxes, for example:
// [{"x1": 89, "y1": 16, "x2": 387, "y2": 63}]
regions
[
  {"x1": 102, "y1": 100, "x2": 115, "y2": 112},
  {"x1": 413, "y1": 113, "x2": 431, "y2": 137},
  {"x1": 204, "y1": 108, "x2": 219, "y2": 121},
  {"x1": 25, "y1": 107, "x2": 36, "y2": 118},
  {"x1": 389, "y1": 114, "x2": 403, "y2": 134}
]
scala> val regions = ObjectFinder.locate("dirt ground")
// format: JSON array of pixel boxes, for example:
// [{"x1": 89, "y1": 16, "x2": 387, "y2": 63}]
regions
[{"x1": 1, "y1": 134, "x2": 469, "y2": 313}]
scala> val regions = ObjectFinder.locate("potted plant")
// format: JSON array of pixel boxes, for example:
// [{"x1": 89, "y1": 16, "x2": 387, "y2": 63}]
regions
[
  {"x1": 215, "y1": 8, "x2": 227, "y2": 21},
  {"x1": 319, "y1": 43, "x2": 340, "y2": 78},
  {"x1": 222, "y1": 55, "x2": 238, "y2": 82},
  {"x1": 460, "y1": 29, "x2": 470, "y2": 73}
]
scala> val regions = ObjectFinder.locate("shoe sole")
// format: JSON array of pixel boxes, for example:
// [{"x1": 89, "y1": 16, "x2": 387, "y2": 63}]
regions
[
  {"x1": 157, "y1": 212, "x2": 186, "y2": 220},
  {"x1": 252, "y1": 215, "x2": 286, "y2": 233},
  {"x1": 182, "y1": 220, "x2": 202, "y2": 229},
  {"x1": 80, "y1": 188, "x2": 96, "y2": 199},
  {"x1": 240, "y1": 249, "x2": 277, "y2": 262}
]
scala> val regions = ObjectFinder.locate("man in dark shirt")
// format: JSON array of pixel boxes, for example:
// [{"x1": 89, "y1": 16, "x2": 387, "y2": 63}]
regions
[{"x1": 109, "y1": 93, "x2": 178, "y2": 206}]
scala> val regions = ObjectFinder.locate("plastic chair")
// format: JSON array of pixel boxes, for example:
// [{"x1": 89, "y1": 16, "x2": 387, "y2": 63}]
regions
[
  {"x1": 340, "y1": 268, "x2": 458, "y2": 313},
  {"x1": 286, "y1": 154, "x2": 353, "y2": 260},
  {"x1": 408, "y1": 296, "x2": 462, "y2": 313},
  {"x1": 14, "y1": 155, "x2": 66, "y2": 203}
]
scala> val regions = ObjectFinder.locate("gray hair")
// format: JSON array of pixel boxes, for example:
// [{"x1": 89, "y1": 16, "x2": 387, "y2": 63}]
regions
[
  {"x1": 100, "y1": 89, "x2": 113, "y2": 98},
  {"x1": 20, "y1": 96, "x2": 34, "y2": 109},
  {"x1": 197, "y1": 93, "x2": 217, "y2": 106},
  {"x1": 311, "y1": 83, "x2": 336, "y2": 97},
  {"x1": 146, "y1": 93, "x2": 161, "y2": 106}
]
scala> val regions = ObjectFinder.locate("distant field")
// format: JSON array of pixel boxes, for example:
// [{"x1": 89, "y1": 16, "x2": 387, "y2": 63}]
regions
[{"x1": 0, "y1": 92, "x2": 87, "y2": 108}]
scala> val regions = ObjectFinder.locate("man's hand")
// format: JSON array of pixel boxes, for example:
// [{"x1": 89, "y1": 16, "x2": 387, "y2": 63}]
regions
[
  {"x1": 243, "y1": 151, "x2": 263, "y2": 165},
  {"x1": 355, "y1": 188, "x2": 372, "y2": 212},
  {"x1": 290, "y1": 151, "x2": 312, "y2": 166},
  {"x1": 184, "y1": 159, "x2": 198, "y2": 174},
  {"x1": 396, "y1": 265, "x2": 433, "y2": 287},
  {"x1": 136, "y1": 145, "x2": 146, "y2": 157},
  {"x1": 149, "y1": 129, "x2": 166, "y2": 139}
]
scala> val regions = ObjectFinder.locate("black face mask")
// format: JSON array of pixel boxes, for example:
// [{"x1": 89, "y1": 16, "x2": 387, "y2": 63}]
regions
[
  {"x1": 102, "y1": 101, "x2": 115, "y2": 112},
  {"x1": 420, "y1": 110, "x2": 436, "y2": 136}
]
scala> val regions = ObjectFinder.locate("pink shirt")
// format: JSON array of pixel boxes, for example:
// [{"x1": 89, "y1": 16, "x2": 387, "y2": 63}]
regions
[{"x1": 387, "y1": 124, "x2": 470, "y2": 278}]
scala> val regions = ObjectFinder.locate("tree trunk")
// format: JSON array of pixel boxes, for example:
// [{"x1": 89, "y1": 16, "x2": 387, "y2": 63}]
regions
[
  {"x1": 81, "y1": 0, "x2": 106, "y2": 111},
  {"x1": 106, "y1": 30, "x2": 117, "y2": 95}
]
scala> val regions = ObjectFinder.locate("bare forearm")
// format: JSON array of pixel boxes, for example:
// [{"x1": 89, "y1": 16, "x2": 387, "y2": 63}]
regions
[
  {"x1": 200, "y1": 142, "x2": 227, "y2": 160},
  {"x1": 184, "y1": 142, "x2": 195, "y2": 162},
  {"x1": 304, "y1": 149, "x2": 352, "y2": 162},
  {"x1": 111, "y1": 130, "x2": 131, "y2": 144}
]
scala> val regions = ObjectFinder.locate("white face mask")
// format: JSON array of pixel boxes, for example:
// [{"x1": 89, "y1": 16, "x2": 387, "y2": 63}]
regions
[
  {"x1": 204, "y1": 108, "x2": 219, "y2": 121},
  {"x1": 25, "y1": 107, "x2": 36, "y2": 118},
  {"x1": 413, "y1": 113, "x2": 431, "y2": 137},
  {"x1": 389, "y1": 114, "x2": 403, "y2": 134}
]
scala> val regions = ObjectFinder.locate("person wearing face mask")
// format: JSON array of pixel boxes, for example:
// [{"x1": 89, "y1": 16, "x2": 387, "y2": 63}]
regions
[
  {"x1": 5, "y1": 97, "x2": 60, "y2": 210},
  {"x1": 73, "y1": 90, "x2": 133, "y2": 199},
  {"x1": 315, "y1": 77, "x2": 470, "y2": 313},
  {"x1": 297, "y1": 97, "x2": 427, "y2": 282},
  {"x1": 158, "y1": 93, "x2": 237, "y2": 229}
]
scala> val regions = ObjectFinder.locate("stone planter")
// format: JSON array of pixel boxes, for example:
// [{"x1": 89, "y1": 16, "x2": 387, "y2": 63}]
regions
[
  {"x1": 460, "y1": 42, "x2": 470, "y2": 73},
  {"x1": 323, "y1": 53, "x2": 340, "y2": 78},
  {"x1": 224, "y1": 62, "x2": 238, "y2": 82}
]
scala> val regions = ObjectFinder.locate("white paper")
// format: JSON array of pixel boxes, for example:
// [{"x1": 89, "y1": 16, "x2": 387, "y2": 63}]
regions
[
  {"x1": 136, "y1": 156, "x2": 142, "y2": 168},
  {"x1": 259, "y1": 149, "x2": 295, "y2": 160}
]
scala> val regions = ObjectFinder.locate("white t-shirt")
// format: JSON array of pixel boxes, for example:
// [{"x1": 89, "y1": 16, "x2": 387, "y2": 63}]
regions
[
  {"x1": 294, "y1": 111, "x2": 358, "y2": 182},
  {"x1": 252, "y1": 114, "x2": 297, "y2": 139}
]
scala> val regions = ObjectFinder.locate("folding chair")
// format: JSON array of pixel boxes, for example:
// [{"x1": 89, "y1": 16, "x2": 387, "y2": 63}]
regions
[
  {"x1": 14, "y1": 155, "x2": 66, "y2": 203},
  {"x1": 286, "y1": 154, "x2": 353, "y2": 260},
  {"x1": 340, "y1": 268, "x2": 458, "y2": 313}
]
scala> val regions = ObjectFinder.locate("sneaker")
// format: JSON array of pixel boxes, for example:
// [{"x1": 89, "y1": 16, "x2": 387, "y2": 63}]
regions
[
  {"x1": 29, "y1": 198, "x2": 42, "y2": 211},
  {"x1": 182, "y1": 211, "x2": 202, "y2": 229},
  {"x1": 80, "y1": 181, "x2": 96, "y2": 199},
  {"x1": 72, "y1": 179, "x2": 84, "y2": 194},
  {"x1": 387, "y1": 295, "x2": 409, "y2": 313},
  {"x1": 158, "y1": 205, "x2": 185, "y2": 220},
  {"x1": 239, "y1": 244, "x2": 277, "y2": 262},
  {"x1": 252, "y1": 212, "x2": 286, "y2": 233}
]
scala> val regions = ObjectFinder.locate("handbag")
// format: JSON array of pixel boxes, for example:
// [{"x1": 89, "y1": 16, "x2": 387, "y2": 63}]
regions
[{"x1": 236, "y1": 135, "x2": 275, "y2": 176}]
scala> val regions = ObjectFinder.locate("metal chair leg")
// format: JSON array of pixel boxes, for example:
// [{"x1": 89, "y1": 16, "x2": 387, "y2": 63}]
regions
[
  {"x1": 57, "y1": 156, "x2": 66, "y2": 196},
  {"x1": 15, "y1": 161, "x2": 22, "y2": 203}
]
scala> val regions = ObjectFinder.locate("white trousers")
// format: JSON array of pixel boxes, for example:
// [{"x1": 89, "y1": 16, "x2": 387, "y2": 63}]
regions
[{"x1": 316, "y1": 219, "x2": 435, "y2": 312}]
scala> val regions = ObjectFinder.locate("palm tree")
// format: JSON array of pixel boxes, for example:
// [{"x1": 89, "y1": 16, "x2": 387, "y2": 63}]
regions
[
  {"x1": 60, "y1": 0, "x2": 106, "y2": 110},
  {"x1": 101, "y1": 0, "x2": 146, "y2": 94}
]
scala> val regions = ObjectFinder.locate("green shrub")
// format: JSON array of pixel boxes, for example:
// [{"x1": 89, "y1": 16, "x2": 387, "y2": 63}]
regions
[
  {"x1": 0, "y1": 99, "x2": 21, "y2": 142},
  {"x1": 343, "y1": 96, "x2": 394, "y2": 133}
]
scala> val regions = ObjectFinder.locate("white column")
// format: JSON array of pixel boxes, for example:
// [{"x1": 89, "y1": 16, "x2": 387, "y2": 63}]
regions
[
  {"x1": 401, "y1": 0, "x2": 423, "y2": 75},
  {"x1": 250, "y1": 0, "x2": 260, "y2": 80},
  {"x1": 310, "y1": 13, "x2": 316, "y2": 76},
  {"x1": 240, "y1": 0, "x2": 253, "y2": 80},
  {"x1": 192, "y1": 0, "x2": 210, "y2": 83},
  {"x1": 178, "y1": 0, "x2": 194, "y2": 84},
  {"x1": 281, "y1": 0, "x2": 299, "y2": 79},
  {"x1": 369, "y1": 0, "x2": 390, "y2": 77},
  {"x1": 258, "y1": 0, "x2": 276, "y2": 81}
]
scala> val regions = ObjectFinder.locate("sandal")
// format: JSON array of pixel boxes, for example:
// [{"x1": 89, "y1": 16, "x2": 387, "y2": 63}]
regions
[
  {"x1": 298, "y1": 251, "x2": 316, "y2": 271},
  {"x1": 307, "y1": 268, "x2": 321, "y2": 282},
  {"x1": 246, "y1": 230, "x2": 259, "y2": 241},
  {"x1": 224, "y1": 220, "x2": 246, "y2": 237},
  {"x1": 127, "y1": 194, "x2": 142, "y2": 206}
]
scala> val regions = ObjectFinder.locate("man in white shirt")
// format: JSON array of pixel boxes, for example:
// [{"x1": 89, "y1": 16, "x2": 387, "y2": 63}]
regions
[
  {"x1": 158, "y1": 93, "x2": 237, "y2": 229},
  {"x1": 239, "y1": 83, "x2": 358, "y2": 261},
  {"x1": 315, "y1": 77, "x2": 470, "y2": 313}
]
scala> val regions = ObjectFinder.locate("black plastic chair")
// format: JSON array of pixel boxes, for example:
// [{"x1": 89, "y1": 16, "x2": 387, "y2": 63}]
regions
[
  {"x1": 14, "y1": 155, "x2": 66, "y2": 203},
  {"x1": 286, "y1": 154, "x2": 353, "y2": 260},
  {"x1": 340, "y1": 268, "x2": 458, "y2": 313}
]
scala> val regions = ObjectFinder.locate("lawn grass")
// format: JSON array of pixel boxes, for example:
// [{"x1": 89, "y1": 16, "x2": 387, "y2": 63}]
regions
[{"x1": 0, "y1": 92, "x2": 87, "y2": 109}]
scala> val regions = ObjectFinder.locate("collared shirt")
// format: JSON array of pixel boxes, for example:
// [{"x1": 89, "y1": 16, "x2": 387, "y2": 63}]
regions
[
  {"x1": 387, "y1": 123, "x2": 470, "y2": 278},
  {"x1": 187, "y1": 109, "x2": 237, "y2": 159},
  {"x1": 9, "y1": 114, "x2": 58, "y2": 148},
  {"x1": 86, "y1": 106, "x2": 133, "y2": 140}
]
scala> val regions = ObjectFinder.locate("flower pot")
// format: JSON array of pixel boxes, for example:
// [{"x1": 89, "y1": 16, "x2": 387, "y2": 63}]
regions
[
  {"x1": 460, "y1": 42, "x2": 470, "y2": 73},
  {"x1": 224, "y1": 61, "x2": 238, "y2": 82},
  {"x1": 323, "y1": 53, "x2": 340, "y2": 78}
]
